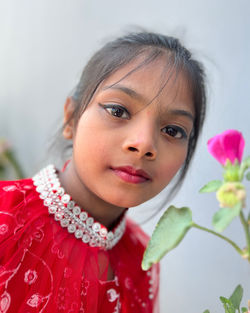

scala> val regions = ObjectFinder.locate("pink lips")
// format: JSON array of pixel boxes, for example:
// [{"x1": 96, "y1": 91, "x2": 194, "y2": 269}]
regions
[{"x1": 111, "y1": 166, "x2": 151, "y2": 184}]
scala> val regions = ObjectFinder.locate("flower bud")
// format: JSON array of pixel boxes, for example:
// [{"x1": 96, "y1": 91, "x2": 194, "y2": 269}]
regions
[
  {"x1": 216, "y1": 182, "x2": 246, "y2": 208},
  {"x1": 223, "y1": 160, "x2": 241, "y2": 182}
]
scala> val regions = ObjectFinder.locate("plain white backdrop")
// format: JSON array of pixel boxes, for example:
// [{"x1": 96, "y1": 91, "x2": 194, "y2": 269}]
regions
[{"x1": 0, "y1": 0, "x2": 250, "y2": 312}]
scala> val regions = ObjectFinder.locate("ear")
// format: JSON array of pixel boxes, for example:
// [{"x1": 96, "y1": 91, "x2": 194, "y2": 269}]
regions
[{"x1": 63, "y1": 97, "x2": 75, "y2": 140}]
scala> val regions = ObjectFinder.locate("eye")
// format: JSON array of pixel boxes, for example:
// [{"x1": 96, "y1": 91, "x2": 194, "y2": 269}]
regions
[
  {"x1": 161, "y1": 125, "x2": 187, "y2": 139},
  {"x1": 100, "y1": 104, "x2": 130, "y2": 119}
]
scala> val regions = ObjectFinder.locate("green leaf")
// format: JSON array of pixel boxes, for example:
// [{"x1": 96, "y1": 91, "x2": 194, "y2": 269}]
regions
[
  {"x1": 219, "y1": 297, "x2": 236, "y2": 313},
  {"x1": 141, "y1": 206, "x2": 192, "y2": 270},
  {"x1": 220, "y1": 297, "x2": 231, "y2": 305},
  {"x1": 246, "y1": 172, "x2": 250, "y2": 181},
  {"x1": 199, "y1": 180, "x2": 223, "y2": 193},
  {"x1": 212, "y1": 202, "x2": 241, "y2": 232},
  {"x1": 229, "y1": 285, "x2": 243, "y2": 311},
  {"x1": 203, "y1": 310, "x2": 210, "y2": 313},
  {"x1": 241, "y1": 307, "x2": 247, "y2": 312}
]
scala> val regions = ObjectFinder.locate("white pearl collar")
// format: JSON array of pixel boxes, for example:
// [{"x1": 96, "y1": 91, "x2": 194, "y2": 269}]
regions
[{"x1": 32, "y1": 165, "x2": 126, "y2": 250}]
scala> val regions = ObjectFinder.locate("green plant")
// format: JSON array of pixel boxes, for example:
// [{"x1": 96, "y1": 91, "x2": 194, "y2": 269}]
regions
[
  {"x1": 141, "y1": 129, "x2": 250, "y2": 311},
  {"x1": 203, "y1": 285, "x2": 249, "y2": 313},
  {"x1": 0, "y1": 138, "x2": 25, "y2": 180}
]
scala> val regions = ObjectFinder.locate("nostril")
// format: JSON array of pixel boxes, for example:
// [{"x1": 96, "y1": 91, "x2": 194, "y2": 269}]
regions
[
  {"x1": 128, "y1": 147, "x2": 137, "y2": 152},
  {"x1": 145, "y1": 152, "x2": 153, "y2": 157}
]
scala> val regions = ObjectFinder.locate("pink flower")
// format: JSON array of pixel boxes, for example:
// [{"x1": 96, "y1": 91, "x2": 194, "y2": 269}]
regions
[{"x1": 207, "y1": 130, "x2": 245, "y2": 165}]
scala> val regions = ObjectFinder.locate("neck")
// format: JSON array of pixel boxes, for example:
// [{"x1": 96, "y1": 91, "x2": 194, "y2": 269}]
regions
[{"x1": 58, "y1": 162, "x2": 126, "y2": 229}]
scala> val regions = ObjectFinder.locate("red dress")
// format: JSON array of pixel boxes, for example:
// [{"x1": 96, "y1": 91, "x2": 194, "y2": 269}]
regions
[{"x1": 0, "y1": 165, "x2": 159, "y2": 313}]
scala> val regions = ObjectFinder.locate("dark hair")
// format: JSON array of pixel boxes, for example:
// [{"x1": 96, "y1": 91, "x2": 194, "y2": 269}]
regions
[{"x1": 60, "y1": 31, "x2": 206, "y2": 211}]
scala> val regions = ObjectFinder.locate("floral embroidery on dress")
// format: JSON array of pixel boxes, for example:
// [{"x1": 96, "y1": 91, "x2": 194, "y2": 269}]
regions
[
  {"x1": 51, "y1": 243, "x2": 65, "y2": 259},
  {"x1": 3, "y1": 249, "x2": 52, "y2": 311},
  {"x1": 68, "y1": 302, "x2": 79, "y2": 313},
  {"x1": 0, "y1": 224, "x2": 8, "y2": 235},
  {"x1": 107, "y1": 288, "x2": 119, "y2": 303},
  {"x1": 0, "y1": 264, "x2": 21, "y2": 288},
  {"x1": 79, "y1": 302, "x2": 85, "y2": 313},
  {"x1": 0, "y1": 291, "x2": 11, "y2": 313},
  {"x1": 80, "y1": 277, "x2": 90, "y2": 297},
  {"x1": 124, "y1": 276, "x2": 133, "y2": 290},
  {"x1": 19, "y1": 218, "x2": 45, "y2": 248},
  {"x1": 123, "y1": 275, "x2": 150, "y2": 310},
  {"x1": 56, "y1": 287, "x2": 72, "y2": 311},
  {"x1": 2, "y1": 184, "x2": 32, "y2": 193},
  {"x1": 24, "y1": 269, "x2": 38, "y2": 285},
  {"x1": 26, "y1": 293, "x2": 43, "y2": 307},
  {"x1": 114, "y1": 276, "x2": 119, "y2": 287},
  {"x1": 15, "y1": 208, "x2": 31, "y2": 227},
  {"x1": 113, "y1": 297, "x2": 121, "y2": 313},
  {"x1": 63, "y1": 267, "x2": 73, "y2": 278},
  {"x1": 2, "y1": 185, "x2": 18, "y2": 192}
]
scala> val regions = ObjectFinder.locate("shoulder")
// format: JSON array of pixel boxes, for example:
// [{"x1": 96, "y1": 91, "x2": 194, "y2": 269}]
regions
[
  {"x1": 114, "y1": 216, "x2": 150, "y2": 255},
  {"x1": 125, "y1": 217, "x2": 150, "y2": 247},
  {"x1": 0, "y1": 178, "x2": 34, "y2": 192},
  {"x1": 126, "y1": 218, "x2": 160, "y2": 306},
  {"x1": 115, "y1": 217, "x2": 160, "y2": 311},
  {"x1": 0, "y1": 178, "x2": 39, "y2": 218},
  {"x1": 0, "y1": 178, "x2": 34, "y2": 190},
  {"x1": 124, "y1": 218, "x2": 159, "y2": 273},
  {"x1": 0, "y1": 178, "x2": 35, "y2": 196},
  {"x1": 0, "y1": 178, "x2": 42, "y2": 244},
  {"x1": 117, "y1": 217, "x2": 152, "y2": 265}
]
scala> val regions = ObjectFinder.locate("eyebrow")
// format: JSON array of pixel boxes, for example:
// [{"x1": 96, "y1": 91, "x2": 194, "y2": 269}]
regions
[
  {"x1": 102, "y1": 84, "x2": 145, "y2": 102},
  {"x1": 168, "y1": 109, "x2": 194, "y2": 122}
]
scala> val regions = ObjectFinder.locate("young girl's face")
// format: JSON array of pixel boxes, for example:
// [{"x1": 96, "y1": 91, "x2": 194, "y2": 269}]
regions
[{"x1": 64, "y1": 56, "x2": 194, "y2": 210}]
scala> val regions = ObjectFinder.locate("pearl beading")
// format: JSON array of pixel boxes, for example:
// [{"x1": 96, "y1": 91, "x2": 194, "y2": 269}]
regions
[{"x1": 32, "y1": 165, "x2": 126, "y2": 250}]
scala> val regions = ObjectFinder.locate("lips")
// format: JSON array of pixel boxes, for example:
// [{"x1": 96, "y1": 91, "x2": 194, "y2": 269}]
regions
[{"x1": 111, "y1": 166, "x2": 151, "y2": 184}]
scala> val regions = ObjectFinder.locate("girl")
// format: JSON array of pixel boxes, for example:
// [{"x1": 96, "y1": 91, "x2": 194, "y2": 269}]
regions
[{"x1": 0, "y1": 32, "x2": 206, "y2": 313}]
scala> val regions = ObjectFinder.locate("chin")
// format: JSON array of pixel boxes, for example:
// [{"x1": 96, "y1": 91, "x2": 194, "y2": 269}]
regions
[{"x1": 109, "y1": 196, "x2": 149, "y2": 209}]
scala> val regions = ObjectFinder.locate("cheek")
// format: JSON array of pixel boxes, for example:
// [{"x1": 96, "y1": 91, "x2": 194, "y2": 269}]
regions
[
  {"x1": 157, "y1": 148, "x2": 187, "y2": 184},
  {"x1": 73, "y1": 124, "x2": 113, "y2": 166}
]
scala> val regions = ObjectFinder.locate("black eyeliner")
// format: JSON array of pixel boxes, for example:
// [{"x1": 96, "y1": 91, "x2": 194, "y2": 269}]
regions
[
  {"x1": 162, "y1": 125, "x2": 188, "y2": 140},
  {"x1": 98, "y1": 103, "x2": 130, "y2": 119}
]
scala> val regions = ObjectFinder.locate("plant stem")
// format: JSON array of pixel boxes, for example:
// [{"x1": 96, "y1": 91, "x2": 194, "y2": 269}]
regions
[
  {"x1": 239, "y1": 211, "x2": 250, "y2": 259},
  {"x1": 192, "y1": 222, "x2": 244, "y2": 256}
]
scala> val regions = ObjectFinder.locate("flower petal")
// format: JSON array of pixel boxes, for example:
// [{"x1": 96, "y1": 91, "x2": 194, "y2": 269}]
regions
[
  {"x1": 207, "y1": 134, "x2": 227, "y2": 165},
  {"x1": 222, "y1": 130, "x2": 245, "y2": 164},
  {"x1": 207, "y1": 130, "x2": 245, "y2": 165}
]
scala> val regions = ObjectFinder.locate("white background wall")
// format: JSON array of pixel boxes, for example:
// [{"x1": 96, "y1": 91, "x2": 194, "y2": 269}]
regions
[{"x1": 0, "y1": 0, "x2": 249, "y2": 312}]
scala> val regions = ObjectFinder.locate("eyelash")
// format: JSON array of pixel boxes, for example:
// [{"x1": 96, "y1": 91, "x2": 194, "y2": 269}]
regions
[
  {"x1": 161, "y1": 126, "x2": 187, "y2": 139},
  {"x1": 100, "y1": 103, "x2": 188, "y2": 140},
  {"x1": 100, "y1": 103, "x2": 130, "y2": 119}
]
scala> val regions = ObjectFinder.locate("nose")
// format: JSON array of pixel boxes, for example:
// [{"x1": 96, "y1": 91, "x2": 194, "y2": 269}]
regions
[{"x1": 122, "y1": 121, "x2": 157, "y2": 160}]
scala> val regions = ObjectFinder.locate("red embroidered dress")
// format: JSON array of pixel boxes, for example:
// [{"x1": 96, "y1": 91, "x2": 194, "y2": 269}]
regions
[{"x1": 0, "y1": 165, "x2": 159, "y2": 313}]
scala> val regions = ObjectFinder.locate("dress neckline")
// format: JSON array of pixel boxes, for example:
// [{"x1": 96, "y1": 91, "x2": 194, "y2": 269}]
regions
[{"x1": 32, "y1": 165, "x2": 126, "y2": 250}]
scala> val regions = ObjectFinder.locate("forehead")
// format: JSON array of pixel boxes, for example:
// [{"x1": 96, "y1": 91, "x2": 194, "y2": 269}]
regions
[{"x1": 98, "y1": 55, "x2": 194, "y2": 114}]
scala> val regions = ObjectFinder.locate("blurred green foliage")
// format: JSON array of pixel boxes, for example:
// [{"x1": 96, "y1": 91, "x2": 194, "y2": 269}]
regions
[{"x1": 0, "y1": 138, "x2": 25, "y2": 180}]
